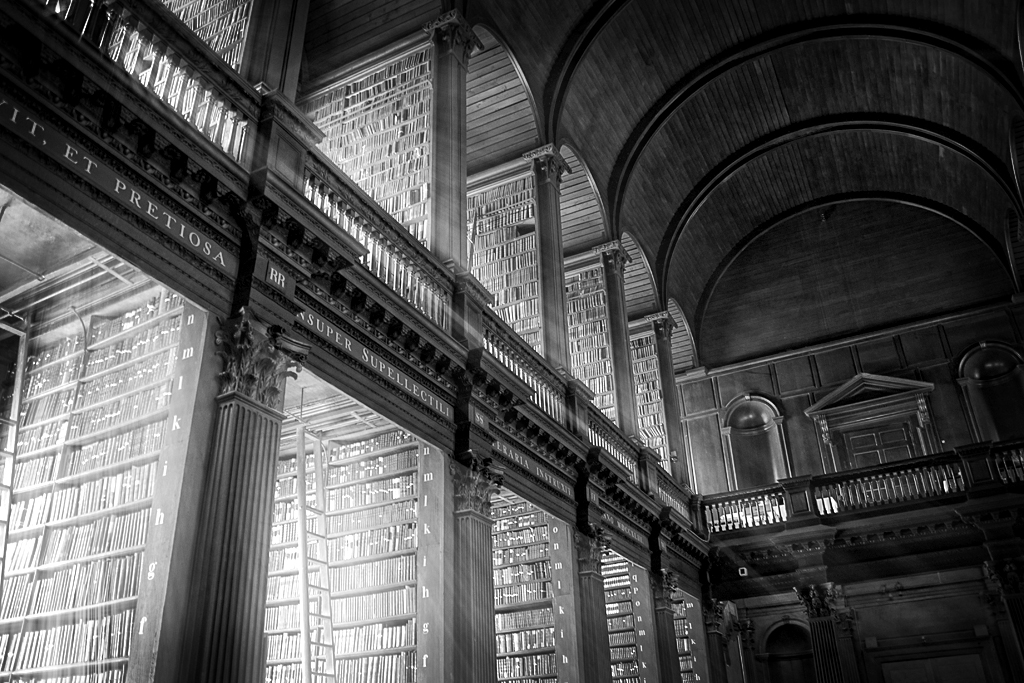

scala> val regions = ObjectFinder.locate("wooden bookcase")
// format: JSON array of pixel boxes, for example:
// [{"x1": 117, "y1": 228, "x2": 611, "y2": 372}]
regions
[
  {"x1": 304, "y1": 46, "x2": 434, "y2": 245},
  {"x1": 491, "y1": 494, "x2": 577, "y2": 683},
  {"x1": 628, "y1": 329, "x2": 668, "y2": 464},
  {"x1": 469, "y1": 174, "x2": 542, "y2": 352},
  {"x1": 565, "y1": 262, "x2": 616, "y2": 423},
  {"x1": 670, "y1": 590, "x2": 705, "y2": 683},
  {"x1": 602, "y1": 550, "x2": 659, "y2": 683},
  {"x1": 0, "y1": 260, "x2": 209, "y2": 682}
]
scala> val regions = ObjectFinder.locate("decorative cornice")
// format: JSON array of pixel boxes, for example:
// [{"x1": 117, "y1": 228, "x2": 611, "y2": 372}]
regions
[
  {"x1": 423, "y1": 10, "x2": 483, "y2": 68},
  {"x1": 451, "y1": 454, "x2": 503, "y2": 515},
  {"x1": 216, "y1": 308, "x2": 308, "y2": 409},
  {"x1": 256, "y1": 87, "x2": 325, "y2": 148}
]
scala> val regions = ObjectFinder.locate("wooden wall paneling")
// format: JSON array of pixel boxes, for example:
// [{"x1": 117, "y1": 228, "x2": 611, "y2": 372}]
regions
[
  {"x1": 917, "y1": 363, "x2": 975, "y2": 449},
  {"x1": 900, "y1": 326, "x2": 947, "y2": 366},
  {"x1": 779, "y1": 395, "x2": 825, "y2": 477},
  {"x1": 679, "y1": 378, "x2": 716, "y2": 416},
  {"x1": 942, "y1": 311, "x2": 1019, "y2": 359},
  {"x1": 685, "y1": 414, "x2": 729, "y2": 494},
  {"x1": 815, "y1": 347, "x2": 857, "y2": 387},
  {"x1": 667, "y1": 299, "x2": 697, "y2": 373},
  {"x1": 716, "y1": 367, "x2": 773, "y2": 407},
  {"x1": 775, "y1": 356, "x2": 816, "y2": 394},
  {"x1": 856, "y1": 337, "x2": 902, "y2": 375}
]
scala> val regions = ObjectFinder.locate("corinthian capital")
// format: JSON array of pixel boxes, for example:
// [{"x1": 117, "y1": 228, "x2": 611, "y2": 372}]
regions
[
  {"x1": 574, "y1": 526, "x2": 607, "y2": 574},
  {"x1": 215, "y1": 308, "x2": 308, "y2": 409},
  {"x1": 423, "y1": 10, "x2": 483, "y2": 68},
  {"x1": 591, "y1": 240, "x2": 631, "y2": 276},
  {"x1": 645, "y1": 311, "x2": 676, "y2": 340},
  {"x1": 451, "y1": 454, "x2": 503, "y2": 515},
  {"x1": 523, "y1": 144, "x2": 571, "y2": 186}
]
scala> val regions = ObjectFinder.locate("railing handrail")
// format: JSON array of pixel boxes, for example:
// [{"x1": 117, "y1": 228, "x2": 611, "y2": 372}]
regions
[
  {"x1": 585, "y1": 404, "x2": 640, "y2": 481},
  {"x1": 479, "y1": 306, "x2": 567, "y2": 398},
  {"x1": 107, "y1": 0, "x2": 261, "y2": 118},
  {"x1": 655, "y1": 467, "x2": 691, "y2": 519},
  {"x1": 810, "y1": 450, "x2": 962, "y2": 486},
  {"x1": 305, "y1": 147, "x2": 455, "y2": 295},
  {"x1": 702, "y1": 482, "x2": 785, "y2": 504}
]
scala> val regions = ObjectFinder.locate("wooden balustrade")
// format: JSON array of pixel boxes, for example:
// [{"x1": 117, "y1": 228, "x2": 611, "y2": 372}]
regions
[
  {"x1": 990, "y1": 440, "x2": 1024, "y2": 484},
  {"x1": 586, "y1": 406, "x2": 639, "y2": 483},
  {"x1": 303, "y1": 155, "x2": 454, "y2": 331},
  {"x1": 655, "y1": 467, "x2": 690, "y2": 521},
  {"x1": 39, "y1": 0, "x2": 259, "y2": 163},
  {"x1": 703, "y1": 485, "x2": 788, "y2": 533},
  {"x1": 481, "y1": 310, "x2": 566, "y2": 425},
  {"x1": 812, "y1": 453, "x2": 965, "y2": 515}
]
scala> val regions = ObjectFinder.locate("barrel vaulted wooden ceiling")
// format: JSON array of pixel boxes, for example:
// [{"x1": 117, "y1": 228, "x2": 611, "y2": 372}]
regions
[{"x1": 300, "y1": 0, "x2": 1024, "y2": 368}]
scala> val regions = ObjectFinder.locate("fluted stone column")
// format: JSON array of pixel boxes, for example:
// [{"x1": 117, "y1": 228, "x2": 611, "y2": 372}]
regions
[
  {"x1": 184, "y1": 311, "x2": 308, "y2": 683},
  {"x1": 426, "y1": 11, "x2": 481, "y2": 271},
  {"x1": 452, "y1": 456, "x2": 503, "y2": 683},
  {"x1": 703, "y1": 598, "x2": 731, "y2": 683},
  {"x1": 526, "y1": 145, "x2": 572, "y2": 372},
  {"x1": 794, "y1": 583, "x2": 856, "y2": 683},
  {"x1": 650, "y1": 313, "x2": 690, "y2": 488},
  {"x1": 652, "y1": 571, "x2": 683, "y2": 683},
  {"x1": 576, "y1": 530, "x2": 614, "y2": 683},
  {"x1": 594, "y1": 241, "x2": 638, "y2": 436}
]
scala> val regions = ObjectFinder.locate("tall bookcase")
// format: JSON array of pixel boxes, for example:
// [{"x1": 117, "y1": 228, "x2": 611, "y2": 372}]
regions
[
  {"x1": 158, "y1": 0, "x2": 255, "y2": 69},
  {"x1": 602, "y1": 550, "x2": 659, "y2": 683},
  {"x1": 491, "y1": 494, "x2": 577, "y2": 683},
  {"x1": 670, "y1": 590, "x2": 706, "y2": 683},
  {"x1": 565, "y1": 263, "x2": 616, "y2": 423},
  {"x1": 468, "y1": 175, "x2": 542, "y2": 352},
  {"x1": 0, "y1": 262, "x2": 208, "y2": 682},
  {"x1": 305, "y1": 47, "x2": 434, "y2": 245},
  {"x1": 628, "y1": 329, "x2": 668, "y2": 464}
]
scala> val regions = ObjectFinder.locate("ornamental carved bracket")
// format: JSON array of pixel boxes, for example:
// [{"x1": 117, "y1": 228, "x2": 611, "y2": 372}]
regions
[
  {"x1": 645, "y1": 311, "x2": 676, "y2": 340},
  {"x1": 451, "y1": 454, "x2": 503, "y2": 515},
  {"x1": 591, "y1": 240, "x2": 632, "y2": 276},
  {"x1": 216, "y1": 308, "x2": 308, "y2": 409},
  {"x1": 794, "y1": 582, "x2": 844, "y2": 619},
  {"x1": 984, "y1": 559, "x2": 1022, "y2": 597},
  {"x1": 423, "y1": 10, "x2": 483, "y2": 67},
  {"x1": 574, "y1": 526, "x2": 607, "y2": 574},
  {"x1": 523, "y1": 144, "x2": 571, "y2": 186}
]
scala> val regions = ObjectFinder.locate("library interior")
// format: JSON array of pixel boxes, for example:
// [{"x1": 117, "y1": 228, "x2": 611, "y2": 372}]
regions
[{"x1": 0, "y1": 1, "x2": 1022, "y2": 682}]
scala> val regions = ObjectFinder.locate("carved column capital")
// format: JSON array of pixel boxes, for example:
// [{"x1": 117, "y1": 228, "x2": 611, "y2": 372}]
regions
[
  {"x1": 794, "y1": 582, "x2": 844, "y2": 620},
  {"x1": 574, "y1": 527, "x2": 607, "y2": 574},
  {"x1": 592, "y1": 240, "x2": 632, "y2": 277},
  {"x1": 703, "y1": 597, "x2": 728, "y2": 634},
  {"x1": 523, "y1": 144, "x2": 571, "y2": 187},
  {"x1": 738, "y1": 619, "x2": 756, "y2": 650},
  {"x1": 652, "y1": 568, "x2": 679, "y2": 610},
  {"x1": 423, "y1": 10, "x2": 483, "y2": 68},
  {"x1": 215, "y1": 308, "x2": 308, "y2": 410},
  {"x1": 646, "y1": 311, "x2": 676, "y2": 341},
  {"x1": 985, "y1": 559, "x2": 1023, "y2": 597},
  {"x1": 451, "y1": 454, "x2": 503, "y2": 515}
]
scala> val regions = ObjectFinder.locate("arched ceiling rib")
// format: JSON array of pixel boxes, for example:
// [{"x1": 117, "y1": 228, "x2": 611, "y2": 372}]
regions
[
  {"x1": 664, "y1": 130, "x2": 1014, "y2": 325},
  {"x1": 700, "y1": 200, "x2": 1015, "y2": 365},
  {"x1": 466, "y1": 27, "x2": 541, "y2": 174},
  {"x1": 666, "y1": 299, "x2": 697, "y2": 373}
]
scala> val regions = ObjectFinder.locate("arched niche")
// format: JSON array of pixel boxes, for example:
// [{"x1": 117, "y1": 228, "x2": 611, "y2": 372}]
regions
[
  {"x1": 721, "y1": 395, "x2": 790, "y2": 490},
  {"x1": 958, "y1": 341, "x2": 1024, "y2": 441},
  {"x1": 757, "y1": 622, "x2": 815, "y2": 683}
]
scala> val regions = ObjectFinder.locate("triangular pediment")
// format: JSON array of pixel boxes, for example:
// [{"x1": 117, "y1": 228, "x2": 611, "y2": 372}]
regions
[{"x1": 805, "y1": 373, "x2": 933, "y2": 416}]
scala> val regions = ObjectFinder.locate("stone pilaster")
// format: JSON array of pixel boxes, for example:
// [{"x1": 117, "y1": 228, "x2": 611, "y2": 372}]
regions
[
  {"x1": 452, "y1": 455, "x2": 503, "y2": 683},
  {"x1": 576, "y1": 529, "x2": 614, "y2": 683},
  {"x1": 703, "y1": 597, "x2": 731, "y2": 683},
  {"x1": 425, "y1": 11, "x2": 481, "y2": 270},
  {"x1": 794, "y1": 583, "x2": 854, "y2": 683},
  {"x1": 984, "y1": 559, "x2": 1024, "y2": 680},
  {"x1": 241, "y1": 0, "x2": 311, "y2": 99},
  {"x1": 650, "y1": 312, "x2": 690, "y2": 487},
  {"x1": 593, "y1": 241, "x2": 637, "y2": 436},
  {"x1": 184, "y1": 310, "x2": 308, "y2": 683},
  {"x1": 526, "y1": 144, "x2": 572, "y2": 372},
  {"x1": 652, "y1": 570, "x2": 683, "y2": 683}
]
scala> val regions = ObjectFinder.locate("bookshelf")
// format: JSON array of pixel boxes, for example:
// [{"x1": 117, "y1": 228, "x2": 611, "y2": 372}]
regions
[
  {"x1": 670, "y1": 590, "x2": 706, "y2": 683},
  {"x1": 159, "y1": 0, "x2": 255, "y2": 69},
  {"x1": 0, "y1": 258, "x2": 209, "y2": 682},
  {"x1": 602, "y1": 550, "x2": 660, "y2": 683},
  {"x1": 565, "y1": 264, "x2": 616, "y2": 423},
  {"x1": 491, "y1": 493, "x2": 578, "y2": 683},
  {"x1": 0, "y1": 328, "x2": 22, "y2": 623},
  {"x1": 469, "y1": 175, "x2": 541, "y2": 352},
  {"x1": 629, "y1": 330, "x2": 668, "y2": 465},
  {"x1": 304, "y1": 47, "x2": 434, "y2": 246}
]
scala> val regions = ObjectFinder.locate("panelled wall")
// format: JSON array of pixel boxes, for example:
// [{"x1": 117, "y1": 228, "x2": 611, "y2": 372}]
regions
[{"x1": 678, "y1": 303, "x2": 1024, "y2": 494}]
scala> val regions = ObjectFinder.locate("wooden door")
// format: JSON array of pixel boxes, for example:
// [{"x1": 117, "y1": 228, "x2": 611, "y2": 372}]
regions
[{"x1": 843, "y1": 421, "x2": 915, "y2": 469}]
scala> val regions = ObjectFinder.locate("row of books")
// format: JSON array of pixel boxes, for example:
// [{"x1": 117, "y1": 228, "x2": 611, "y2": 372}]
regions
[
  {"x1": 23, "y1": 358, "x2": 81, "y2": 400},
  {"x1": 25, "y1": 335, "x2": 83, "y2": 372},
  {"x1": 331, "y1": 585, "x2": 416, "y2": 623},
  {"x1": 494, "y1": 581, "x2": 551, "y2": 606},
  {"x1": 334, "y1": 618, "x2": 415, "y2": 654},
  {"x1": 264, "y1": 661, "x2": 303, "y2": 683},
  {"x1": 325, "y1": 474, "x2": 417, "y2": 512},
  {"x1": 494, "y1": 606, "x2": 553, "y2": 632},
  {"x1": 492, "y1": 512, "x2": 544, "y2": 531},
  {"x1": 325, "y1": 522, "x2": 417, "y2": 563},
  {"x1": 2, "y1": 551, "x2": 141, "y2": 619},
  {"x1": 493, "y1": 560, "x2": 551, "y2": 586},
  {"x1": 76, "y1": 350, "x2": 176, "y2": 408},
  {"x1": 83, "y1": 317, "x2": 181, "y2": 377},
  {"x1": 266, "y1": 630, "x2": 303, "y2": 662},
  {"x1": 334, "y1": 651, "x2": 416, "y2": 683},
  {"x1": 325, "y1": 449, "x2": 417, "y2": 486},
  {"x1": 67, "y1": 421, "x2": 165, "y2": 477},
  {"x1": 66, "y1": 381, "x2": 173, "y2": 439},
  {"x1": 495, "y1": 627, "x2": 554, "y2": 654},
  {"x1": 493, "y1": 543, "x2": 549, "y2": 567},
  {"x1": 493, "y1": 526, "x2": 549, "y2": 549},
  {"x1": 38, "y1": 507, "x2": 151, "y2": 565},
  {"x1": 270, "y1": 521, "x2": 299, "y2": 546},
  {"x1": 610, "y1": 646, "x2": 637, "y2": 662},
  {"x1": 610, "y1": 661, "x2": 639, "y2": 678},
  {"x1": 272, "y1": 500, "x2": 300, "y2": 523},
  {"x1": 266, "y1": 603, "x2": 302, "y2": 631},
  {"x1": 0, "y1": 608, "x2": 134, "y2": 669},
  {"x1": 497, "y1": 653, "x2": 556, "y2": 679},
  {"x1": 605, "y1": 601, "x2": 633, "y2": 616},
  {"x1": 88, "y1": 292, "x2": 184, "y2": 346},
  {"x1": 608, "y1": 631, "x2": 636, "y2": 647},
  {"x1": 20, "y1": 388, "x2": 76, "y2": 426},
  {"x1": 329, "y1": 553, "x2": 416, "y2": 593},
  {"x1": 326, "y1": 498, "x2": 417, "y2": 534},
  {"x1": 267, "y1": 574, "x2": 301, "y2": 602}
]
